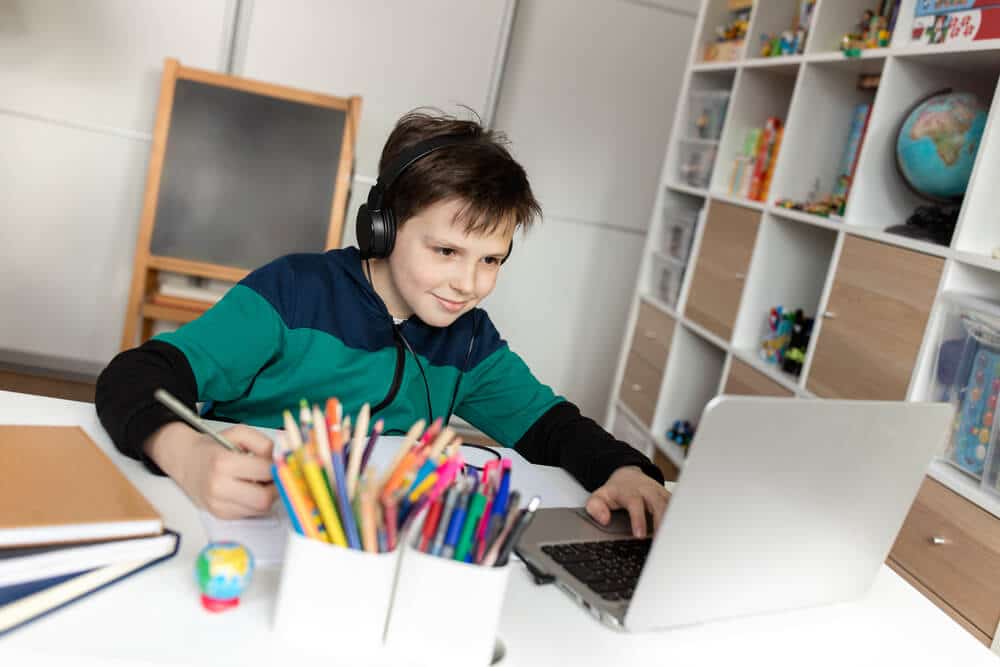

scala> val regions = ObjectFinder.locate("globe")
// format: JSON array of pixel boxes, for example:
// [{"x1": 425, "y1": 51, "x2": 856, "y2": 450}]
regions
[
  {"x1": 195, "y1": 541, "x2": 254, "y2": 612},
  {"x1": 896, "y1": 90, "x2": 987, "y2": 202}
]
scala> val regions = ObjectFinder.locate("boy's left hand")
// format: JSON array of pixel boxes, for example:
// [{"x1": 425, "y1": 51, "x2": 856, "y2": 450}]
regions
[{"x1": 585, "y1": 465, "x2": 671, "y2": 538}]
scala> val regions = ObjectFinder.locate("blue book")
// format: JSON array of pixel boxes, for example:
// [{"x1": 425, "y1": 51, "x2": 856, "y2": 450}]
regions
[
  {"x1": 834, "y1": 103, "x2": 871, "y2": 197},
  {"x1": 0, "y1": 529, "x2": 179, "y2": 637}
]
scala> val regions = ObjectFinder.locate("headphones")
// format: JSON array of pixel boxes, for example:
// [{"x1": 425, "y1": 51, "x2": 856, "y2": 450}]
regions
[{"x1": 356, "y1": 134, "x2": 513, "y2": 262}]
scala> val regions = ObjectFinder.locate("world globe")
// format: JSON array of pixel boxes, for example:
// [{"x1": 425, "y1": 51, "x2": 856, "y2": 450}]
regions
[{"x1": 896, "y1": 90, "x2": 987, "y2": 202}]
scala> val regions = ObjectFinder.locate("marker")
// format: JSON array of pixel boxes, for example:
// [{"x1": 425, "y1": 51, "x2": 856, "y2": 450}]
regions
[
  {"x1": 440, "y1": 486, "x2": 471, "y2": 559},
  {"x1": 419, "y1": 496, "x2": 445, "y2": 552},
  {"x1": 494, "y1": 496, "x2": 541, "y2": 567},
  {"x1": 454, "y1": 492, "x2": 487, "y2": 562},
  {"x1": 482, "y1": 491, "x2": 520, "y2": 566},
  {"x1": 154, "y1": 389, "x2": 242, "y2": 453}
]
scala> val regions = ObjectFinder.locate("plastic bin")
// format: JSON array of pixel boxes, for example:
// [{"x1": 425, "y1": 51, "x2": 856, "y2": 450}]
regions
[
  {"x1": 676, "y1": 140, "x2": 717, "y2": 189},
  {"x1": 929, "y1": 292, "x2": 1000, "y2": 495},
  {"x1": 686, "y1": 90, "x2": 730, "y2": 141},
  {"x1": 648, "y1": 253, "x2": 685, "y2": 309},
  {"x1": 661, "y1": 207, "x2": 700, "y2": 263}
]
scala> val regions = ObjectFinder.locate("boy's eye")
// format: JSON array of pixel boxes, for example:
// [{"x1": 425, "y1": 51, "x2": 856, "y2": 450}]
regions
[
  {"x1": 482, "y1": 256, "x2": 500, "y2": 266},
  {"x1": 436, "y1": 247, "x2": 455, "y2": 257}
]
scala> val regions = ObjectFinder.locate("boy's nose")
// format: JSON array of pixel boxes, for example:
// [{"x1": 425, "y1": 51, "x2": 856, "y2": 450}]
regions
[{"x1": 451, "y1": 262, "x2": 477, "y2": 295}]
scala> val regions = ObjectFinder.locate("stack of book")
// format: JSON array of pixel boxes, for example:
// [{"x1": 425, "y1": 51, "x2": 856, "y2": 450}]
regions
[
  {"x1": 0, "y1": 426, "x2": 179, "y2": 636},
  {"x1": 728, "y1": 117, "x2": 784, "y2": 202}
]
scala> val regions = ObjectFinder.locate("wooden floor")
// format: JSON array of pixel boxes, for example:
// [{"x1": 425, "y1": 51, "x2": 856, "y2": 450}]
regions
[{"x1": 0, "y1": 370, "x2": 96, "y2": 403}]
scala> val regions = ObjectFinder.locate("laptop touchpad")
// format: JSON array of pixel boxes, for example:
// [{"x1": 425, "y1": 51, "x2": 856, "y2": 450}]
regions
[{"x1": 574, "y1": 508, "x2": 636, "y2": 536}]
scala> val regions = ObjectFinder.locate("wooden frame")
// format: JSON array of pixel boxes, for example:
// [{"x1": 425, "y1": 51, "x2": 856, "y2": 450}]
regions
[{"x1": 120, "y1": 58, "x2": 362, "y2": 350}]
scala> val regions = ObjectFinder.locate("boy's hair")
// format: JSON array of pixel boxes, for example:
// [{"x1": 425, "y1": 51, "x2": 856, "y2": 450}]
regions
[{"x1": 378, "y1": 108, "x2": 542, "y2": 237}]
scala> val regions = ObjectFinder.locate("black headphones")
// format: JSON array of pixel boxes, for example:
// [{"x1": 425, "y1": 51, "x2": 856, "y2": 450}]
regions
[{"x1": 356, "y1": 134, "x2": 513, "y2": 262}]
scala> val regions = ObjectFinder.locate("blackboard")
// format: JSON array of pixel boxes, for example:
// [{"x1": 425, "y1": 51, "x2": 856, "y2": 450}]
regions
[{"x1": 150, "y1": 79, "x2": 347, "y2": 270}]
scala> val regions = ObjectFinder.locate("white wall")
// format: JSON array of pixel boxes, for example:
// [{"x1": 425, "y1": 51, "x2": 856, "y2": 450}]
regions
[{"x1": 0, "y1": 0, "x2": 695, "y2": 422}]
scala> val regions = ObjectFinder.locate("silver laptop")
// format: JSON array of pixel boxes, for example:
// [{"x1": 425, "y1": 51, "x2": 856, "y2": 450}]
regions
[{"x1": 516, "y1": 396, "x2": 953, "y2": 632}]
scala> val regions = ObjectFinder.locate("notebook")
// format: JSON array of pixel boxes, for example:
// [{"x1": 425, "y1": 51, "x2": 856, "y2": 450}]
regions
[
  {"x1": 0, "y1": 426, "x2": 163, "y2": 547},
  {"x1": 0, "y1": 532, "x2": 180, "y2": 587},
  {"x1": 0, "y1": 529, "x2": 180, "y2": 637}
]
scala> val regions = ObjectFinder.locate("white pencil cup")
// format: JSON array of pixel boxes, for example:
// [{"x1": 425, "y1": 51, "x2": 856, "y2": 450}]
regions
[
  {"x1": 384, "y1": 536, "x2": 512, "y2": 667},
  {"x1": 273, "y1": 530, "x2": 400, "y2": 659}
]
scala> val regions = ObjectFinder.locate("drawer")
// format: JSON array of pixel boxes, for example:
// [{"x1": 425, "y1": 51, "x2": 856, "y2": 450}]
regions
[
  {"x1": 723, "y1": 359, "x2": 794, "y2": 397},
  {"x1": 619, "y1": 352, "x2": 662, "y2": 428},
  {"x1": 684, "y1": 201, "x2": 761, "y2": 342},
  {"x1": 807, "y1": 236, "x2": 943, "y2": 400},
  {"x1": 630, "y1": 302, "x2": 676, "y2": 371},
  {"x1": 890, "y1": 477, "x2": 1000, "y2": 638}
]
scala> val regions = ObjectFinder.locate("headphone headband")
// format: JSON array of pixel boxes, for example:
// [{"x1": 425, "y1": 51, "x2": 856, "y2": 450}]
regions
[{"x1": 367, "y1": 134, "x2": 477, "y2": 213}]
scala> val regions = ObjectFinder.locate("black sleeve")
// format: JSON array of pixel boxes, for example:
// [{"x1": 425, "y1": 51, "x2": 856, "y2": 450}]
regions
[
  {"x1": 513, "y1": 401, "x2": 665, "y2": 492},
  {"x1": 95, "y1": 340, "x2": 199, "y2": 476}
]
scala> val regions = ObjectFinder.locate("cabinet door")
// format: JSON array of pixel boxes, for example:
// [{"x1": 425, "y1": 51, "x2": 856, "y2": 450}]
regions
[
  {"x1": 807, "y1": 236, "x2": 943, "y2": 400},
  {"x1": 889, "y1": 477, "x2": 1000, "y2": 644},
  {"x1": 684, "y1": 201, "x2": 761, "y2": 342},
  {"x1": 619, "y1": 352, "x2": 661, "y2": 428},
  {"x1": 629, "y1": 301, "x2": 676, "y2": 372},
  {"x1": 723, "y1": 359, "x2": 794, "y2": 397}
]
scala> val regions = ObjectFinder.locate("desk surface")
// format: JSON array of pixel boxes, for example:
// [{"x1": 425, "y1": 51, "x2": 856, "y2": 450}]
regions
[{"x1": 0, "y1": 390, "x2": 996, "y2": 666}]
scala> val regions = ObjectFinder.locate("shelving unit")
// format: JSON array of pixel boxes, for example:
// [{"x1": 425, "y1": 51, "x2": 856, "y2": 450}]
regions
[{"x1": 606, "y1": 0, "x2": 1000, "y2": 649}]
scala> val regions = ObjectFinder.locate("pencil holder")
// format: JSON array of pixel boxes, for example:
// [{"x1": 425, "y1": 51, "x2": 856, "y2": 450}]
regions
[
  {"x1": 384, "y1": 536, "x2": 511, "y2": 667},
  {"x1": 272, "y1": 530, "x2": 399, "y2": 658}
]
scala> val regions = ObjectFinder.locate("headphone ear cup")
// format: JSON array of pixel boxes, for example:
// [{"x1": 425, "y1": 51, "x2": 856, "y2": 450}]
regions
[
  {"x1": 356, "y1": 203, "x2": 374, "y2": 259},
  {"x1": 381, "y1": 207, "x2": 397, "y2": 258}
]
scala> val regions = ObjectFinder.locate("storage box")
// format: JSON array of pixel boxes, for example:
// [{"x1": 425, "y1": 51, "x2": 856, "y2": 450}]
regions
[
  {"x1": 272, "y1": 531, "x2": 400, "y2": 659},
  {"x1": 384, "y1": 526, "x2": 511, "y2": 667},
  {"x1": 929, "y1": 292, "x2": 1000, "y2": 494},
  {"x1": 648, "y1": 253, "x2": 685, "y2": 308},
  {"x1": 661, "y1": 207, "x2": 700, "y2": 263},
  {"x1": 686, "y1": 90, "x2": 730, "y2": 141},
  {"x1": 676, "y1": 140, "x2": 717, "y2": 189}
]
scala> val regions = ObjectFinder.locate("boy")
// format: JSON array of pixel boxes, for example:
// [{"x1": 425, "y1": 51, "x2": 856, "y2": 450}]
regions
[{"x1": 96, "y1": 109, "x2": 668, "y2": 537}]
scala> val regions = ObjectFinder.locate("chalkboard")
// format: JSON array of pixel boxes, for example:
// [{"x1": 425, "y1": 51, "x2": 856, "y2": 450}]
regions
[
  {"x1": 121, "y1": 58, "x2": 361, "y2": 349},
  {"x1": 150, "y1": 79, "x2": 347, "y2": 269}
]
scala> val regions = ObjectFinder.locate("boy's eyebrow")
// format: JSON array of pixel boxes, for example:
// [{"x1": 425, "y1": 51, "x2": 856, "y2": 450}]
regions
[{"x1": 424, "y1": 235, "x2": 507, "y2": 258}]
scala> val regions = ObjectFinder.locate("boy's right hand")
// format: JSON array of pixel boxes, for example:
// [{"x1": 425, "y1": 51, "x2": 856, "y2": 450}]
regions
[{"x1": 145, "y1": 422, "x2": 278, "y2": 519}]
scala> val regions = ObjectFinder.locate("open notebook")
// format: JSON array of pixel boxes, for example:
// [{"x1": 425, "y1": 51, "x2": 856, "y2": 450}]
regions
[{"x1": 0, "y1": 426, "x2": 163, "y2": 547}]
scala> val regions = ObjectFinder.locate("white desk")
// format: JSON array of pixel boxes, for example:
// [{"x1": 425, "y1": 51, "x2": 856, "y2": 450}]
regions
[{"x1": 0, "y1": 390, "x2": 996, "y2": 666}]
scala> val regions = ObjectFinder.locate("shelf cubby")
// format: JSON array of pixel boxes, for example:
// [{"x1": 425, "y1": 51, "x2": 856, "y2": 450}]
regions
[
  {"x1": 769, "y1": 57, "x2": 885, "y2": 212},
  {"x1": 694, "y1": 0, "x2": 753, "y2": 66},
  {"x1": 731, "y1": 214, "x2": 837, "y2": 367},
  {"x1": 669, "y1": 70, "x2": 737, "y2": 190},
  {"x1": 711, "y1": 64, "x2": 800, "y2": 198},
  {"x1": 652, "y1": 323, "x2": 727, "y2": 464},
  {"x1": 846, "y1": 49, "x2": 1000, "y2": 242},
  {"x1": 806, "y1": 0, "x2": 894, "y2": 56},
  {"x1": 745, "y1": 0, "x2": 817, "y2": 61}
]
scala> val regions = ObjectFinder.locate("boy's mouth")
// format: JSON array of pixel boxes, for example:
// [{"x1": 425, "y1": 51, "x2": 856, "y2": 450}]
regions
[{"x1": 432, "y1": 294, "x2": 467, "y2": 313}]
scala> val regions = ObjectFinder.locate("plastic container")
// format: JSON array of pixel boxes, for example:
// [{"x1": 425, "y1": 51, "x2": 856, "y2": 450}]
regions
[
  {"x1": 611, "y1": 407, "x2": 654, "y2": 455},
  {"x1": 648, "y1": 253, "x2": 685, "y2": 309},
  {"x1": 686, "y1": 90, "x2": 730, "y2": 141},
  {"x1": 676, "y1": 140, "x2": 717, "y2": 189},
  {"x1": 661, "y1": 207, "x2": 700, "y2": 263},
  {"x1": 272, "y1": 531, "x2": 400, "y2": 659},
  {"x1": 928, "y1": 292, "x2": 1000, "y2": 494}
]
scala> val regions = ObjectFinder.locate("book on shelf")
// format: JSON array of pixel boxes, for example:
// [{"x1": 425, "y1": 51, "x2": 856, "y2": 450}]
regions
[
  {"x1": 910, "y1": 1, "x2": 1000, "y2": 43},
  {"x1": 0, "y1": 426, "x2": 163, "y2": 548},
  {"x1": 833, "y1": 103, "x2": 872, "y2": 198}
]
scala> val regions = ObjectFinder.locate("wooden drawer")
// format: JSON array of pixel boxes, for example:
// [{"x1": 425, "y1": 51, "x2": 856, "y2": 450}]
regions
[
  {"x1": 685, "y1": 201, "x2": 761, "y2": 342},
  {"x1": 723, "y1": 359, "x2": 794, "y2": 397},
  {"x1": 807, "y1": 236, "x2": 943, "y2": 400},
  {"x1": 619, "y1": 352, "x2": 662, "y2": 428},
  {"x1": 890, "y1": 477, "x2": 1000, "y2": 640},
  {"x1": 629, "y1": 302, "x2": 676, "y2": 371}
]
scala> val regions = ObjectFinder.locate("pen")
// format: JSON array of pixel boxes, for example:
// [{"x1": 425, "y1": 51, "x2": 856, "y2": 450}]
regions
[
  {"x1": 494, "y1": 496, "x2": 541, "y2": 567},
  {"x1": 430, "y1": 484, "x2": 460, "y2": 556},
  {"x1": 419, "y1": 496, "x2": 445, "y2": 552},
  {"x1": 480, "y1": 487, "x2": 518, "y2": 564},
  {"x1": 440, "y1": 486, "x2": 471, "y2": 559},
  {"x1": 154, "y1": 388, "x2": 242, "y2": 453}
]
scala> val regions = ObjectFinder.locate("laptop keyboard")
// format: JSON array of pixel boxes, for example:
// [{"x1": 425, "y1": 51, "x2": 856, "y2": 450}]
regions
[{"x1": 541, "y1": 538, "x2": 651, "y2": 602}]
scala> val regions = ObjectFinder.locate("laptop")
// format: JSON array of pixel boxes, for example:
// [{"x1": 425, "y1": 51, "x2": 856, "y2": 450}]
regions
[{"x1": 516, "y1": 396, "x2": 953, "y2": 632}]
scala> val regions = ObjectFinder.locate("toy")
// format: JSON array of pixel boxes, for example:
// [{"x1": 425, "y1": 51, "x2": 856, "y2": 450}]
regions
[
  {"x1": 781, "y1": 312, "x2": 814, "y2": 377},
  {"x1": 195, "y1": 541, "x2": 254, "y2": 612},
  {"x1": 760, "y1": 307, "x2": 793, "y2": 364},
  {"x1": 667, "y1": 420, "x2": 695, "y2": 449}
]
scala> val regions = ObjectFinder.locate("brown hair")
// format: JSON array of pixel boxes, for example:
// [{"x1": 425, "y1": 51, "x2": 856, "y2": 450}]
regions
[{"x1": 378, "y1": 108, "x2": 542, "y2": 237}]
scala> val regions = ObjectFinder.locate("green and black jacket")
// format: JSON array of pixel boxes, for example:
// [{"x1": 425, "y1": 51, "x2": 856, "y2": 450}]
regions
[{"x1": 96, "y1": 248, "x2": 662, "y2": 490}]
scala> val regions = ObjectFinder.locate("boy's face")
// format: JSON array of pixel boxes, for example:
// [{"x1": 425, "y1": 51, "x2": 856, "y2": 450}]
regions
[{"x1": 379, "y1": 198, "x2": 513, "y2": 327}]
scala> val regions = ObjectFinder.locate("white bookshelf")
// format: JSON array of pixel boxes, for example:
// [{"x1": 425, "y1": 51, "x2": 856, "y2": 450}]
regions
[{"x1": 605, "y1": 0, "x2": 1000, "y2": 528}]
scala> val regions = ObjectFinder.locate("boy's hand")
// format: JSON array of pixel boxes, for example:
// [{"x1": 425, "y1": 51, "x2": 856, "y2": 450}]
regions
[
  {"x1": 145, "y1": 422, "x2": 278, "y2": 519},
  {"x1": 585, "y1": 465, "x2": 671, "y2": 538}
]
